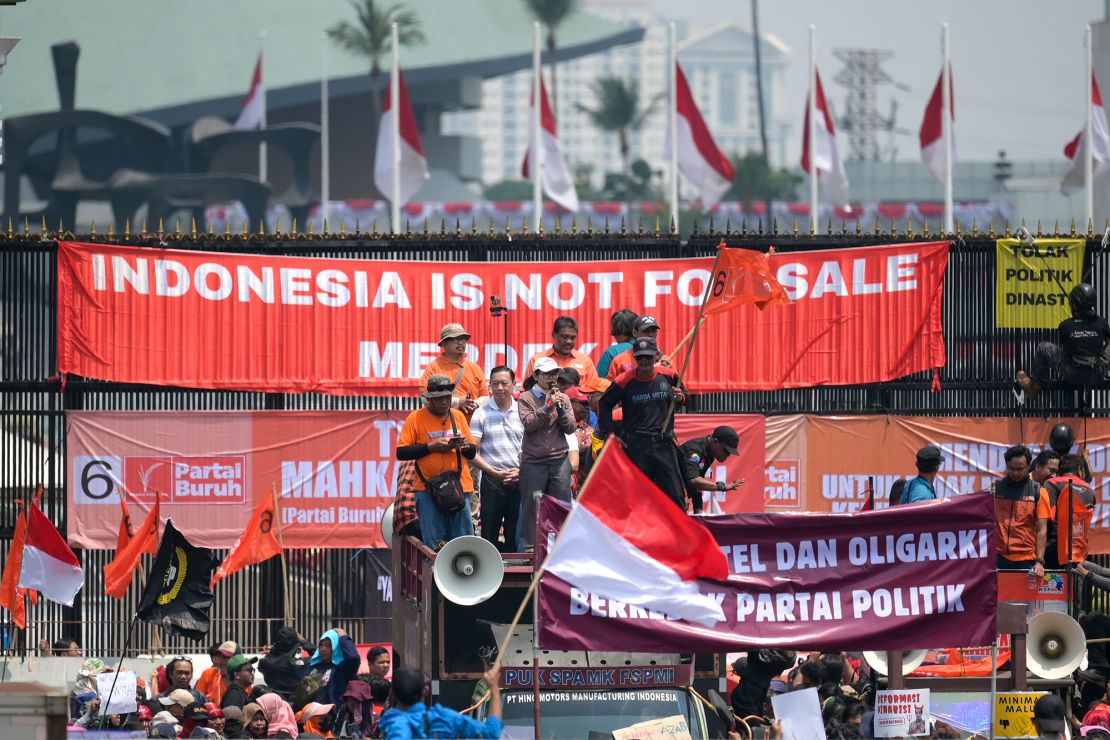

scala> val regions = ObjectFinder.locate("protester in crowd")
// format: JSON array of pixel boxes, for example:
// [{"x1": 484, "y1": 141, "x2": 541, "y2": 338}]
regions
[
  {"x1": 377, "y1": 665, "x2": 503, "y2": 739},
  {"x1": 1042, "y1": 453, "x2": 1098, "y2": 568},
  {"x1": 181, "y1": 702, "x2": 212, "y2": 737},
  {"x1": 1018, "y1": 282, "x2": 1110, "y2": 401},
  {"x1": 420, "y1": 323, "x2": 490, "y2": 419},
  {"x1": 256, "y1": 692, "x2": 299, "y2": 738},
  {"x1": 566, "y1": 386, "x2": 595, "y2": 490},
  {"x1": 517, "y1": 356, "x2": 576, "y2": 551},
  {"x1": 38, "y1": 637, "x2": 81, "y2": 656},
  {"x1": 206, "y1": 705, "x2": 227, "y2": 737},
  {"x1": 596, "y1": 308, "x2": 637, "y2": 377},
  {"x1": 150, "y1": 716, "x2": 182, "y2": 738},
  {"x1": 606, "y1": 315, "x2": 663, "y2": 380},
  {"x1": 305, "y1": 628, "x2": 361, "y2": 708},
  {"x1": 198, "y1": 641, "x2": 238, "y2": 705},
  {"x1": 157, "y1": 689, "x2": 197, "y2": 721},
  {"x1": 679, "y1": 425, "x2": 744, "y2": 514},
  {"x1": 1032, "y1": 448, "x2": 1062, "y2": 485},
  {"x1": 524, "y1": 316, "x2": 601, "y2": 392},
  {"x1": 396, "y1": 374, "x2": 477, "y2": 548},
  {"x1": 366, "y1": 647, "x2": 391, "y2": 679},
  {"x1": 470, "y1": 365, "x2": 524, "y2": 552},
  {"x1": 897, "y1": 445, "x2": 945, "y2": 504},
  {"x1": 223, "y1": 655, "x2": 258, "y2": 710},
  {"x1": 370, "y1": 678, "x2": 391, "y2": 716},
  {"x1": 993, "y1": 444, "x2": 1051, "y2": 575},
  {"x1": 72, "y1": 658, "x2": 111, "y2": 718},
  {"x1": 242, "y1": 703, "x2": 269, "y2": 739},
  {"x1": 598, "y1": 337, "x2": 688, "y2": 509},
  {"x1": 1033, "y1": 693, "x2": 1068, "y2": 739},
  {"x1": 222, "y1": 705, "x2": 244, "y2": 738},
  {"x1": 157, "y1": 657, "x2": 208, "y2": 705},
  {"x1": 336, "y1": 681, "x2": 376, "y2": 738},
  {"x1": 1083, "y1": 680, "x2": 1110, "y2": 732},
  {"x1": 260, "y1": 627, "x2": 312, "y2": 702},
  {"x1": 297, "y1": 702, "x2": 335, "y2": 738}
]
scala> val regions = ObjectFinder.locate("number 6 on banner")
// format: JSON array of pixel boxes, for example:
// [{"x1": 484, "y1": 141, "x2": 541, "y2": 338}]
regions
[{"x1": 73, "y1": 455, "x2": 123, "y2": 504}]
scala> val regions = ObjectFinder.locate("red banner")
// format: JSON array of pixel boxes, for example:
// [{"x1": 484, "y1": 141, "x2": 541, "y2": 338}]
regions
[
  {"x1": 66, "y1": 410, "x2": 765, "y2": 549},
  {"x1": 57, "y1": 241, "x2": 948, "y2": 394}
]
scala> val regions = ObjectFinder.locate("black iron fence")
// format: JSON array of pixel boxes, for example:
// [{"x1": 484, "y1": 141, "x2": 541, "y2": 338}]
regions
[{"x1": 0, "y1": 219, "x2": 1106, "y2": 656}]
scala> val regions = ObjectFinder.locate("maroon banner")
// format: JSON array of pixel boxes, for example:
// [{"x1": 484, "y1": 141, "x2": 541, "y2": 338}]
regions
[
  {"x1": 56, "y1": 241, "x2": 947, "y2": 394},
  {"x1": 537, "y1": 494, "x2": 997, "y2": 653}
]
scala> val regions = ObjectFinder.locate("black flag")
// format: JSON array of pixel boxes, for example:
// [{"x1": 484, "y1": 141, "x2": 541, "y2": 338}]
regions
[{"x1": 137, "y1": 519, "x2": 216, "y2": 641}]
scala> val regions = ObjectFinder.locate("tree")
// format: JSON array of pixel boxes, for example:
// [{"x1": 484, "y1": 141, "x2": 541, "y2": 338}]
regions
[
  {"x1": 327, "y1": 0, "x2": 425, "y2": 178},
  {"x1": 577, "y1": 77, "x2": 661, "y2": 196},
  {"x1": 523, "y1": 0, "x2": 578, "y2": 121},
  {"x1": 722, "y1": 152, "x2": 802, "y2": 206}
]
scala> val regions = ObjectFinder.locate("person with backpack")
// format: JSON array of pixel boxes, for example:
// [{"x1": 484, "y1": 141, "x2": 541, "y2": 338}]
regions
[
  {"x1": 260, "y1": 627, "x2": 313, "y2": 702},
  {"x1": 993, "y1": 444, "x2": 1052, "y2": 576},
  {"x1": 895, "y1": 445, "x2": 944, "y2": 505},
  {"x1": 1040, "y1": 453, "x2": 1097, "y2": 568},
  {"x1": 1017, "y1": 282, "x2": 1110, "y2": 400},
  {"x1": 298, "y1": 629, "x2": 360, "y2": 711},
  {"x1": 377, "y1": 665, "x2": 503, "y2": 739}
]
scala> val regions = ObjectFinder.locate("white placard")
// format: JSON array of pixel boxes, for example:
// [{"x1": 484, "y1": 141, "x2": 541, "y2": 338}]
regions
[
  {"x1": 771, "y1": 686, "x2": 826, "y2": 740},
  {"x1": 96, "y1": 670, "x2": 138, "y2": 716},
  {"x1": 874, "y1": 689, "x2": 931, "y2": 737}
]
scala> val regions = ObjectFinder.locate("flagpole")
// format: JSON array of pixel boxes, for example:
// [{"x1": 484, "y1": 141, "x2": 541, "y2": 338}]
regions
[
  {"x1": 531, "y1": 22, "x2": 543, "y2": 234},
  {"x1": 321, "y1": 31, "x2": 331, "y2": 228},
  {"x1": 259, "y1": 30, "x2": 268, "y2": 184},
  {"x1": 271, "y1": 486, "x2": 293, "y2": 627},
  {"x1": 941, "y1": 22, "x2": 953, "y2": 235},
  {"x1": 1087, "y1": 24, "x2": 1095, "y2": 227},
  {"x1": 669, "y1": 22, "x2": 679, "y2": 227},
  {"x1": 808, "y1": 25, "x2": 818, "y2": 227},
  {"x1": 390, "y1": 22, "x2": 401, "y2": 234}
]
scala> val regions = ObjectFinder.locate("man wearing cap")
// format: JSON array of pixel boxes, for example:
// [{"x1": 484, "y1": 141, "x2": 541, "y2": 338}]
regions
[
  {"x1": 156, "y1": 689, "x2": 196, "y2": 721},
  {"x1": 518, "y1": 356, "x2": 577, "y2": 551},
  {"x1": 524, "y1": 316, "x2": 601, "y2": 394},
  {"x1": 679, "y1": 426, "x2": 745, "y2": 514},
  {"x1": 1033, "y1": 693, "x2": 1067, "y2": 739},
  {"x1": 421, "y1": 323, "x2": 490, "y2": 419},
  {"x1": 221, "y1": 655, "x2": 257, "y2": 710},
  {"x1": 606, "y1": 315, "x2": 663, "y2": 380},
  {"x1": 196, "y1": 641, "x2": 237, "y2": 705},
  {"x1": 899, "y1": 445, "x2": 945, "y2": 504},
  {"x1": 396, "y1": 374, "x2": 478, "y2": 548},
  {"x1": 598, "y1": 337, "x2": 689, "y2": 509}
]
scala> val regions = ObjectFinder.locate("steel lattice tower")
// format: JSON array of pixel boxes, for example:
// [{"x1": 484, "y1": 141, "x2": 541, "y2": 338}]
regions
[{"x1": 833, "y1": 49, "x2": 895, "y2": 161}]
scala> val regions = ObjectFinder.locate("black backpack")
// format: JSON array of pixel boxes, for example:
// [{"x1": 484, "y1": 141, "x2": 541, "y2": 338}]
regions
[{"x1": 888, "y1": 479, "x2": 907, "y2": 506}]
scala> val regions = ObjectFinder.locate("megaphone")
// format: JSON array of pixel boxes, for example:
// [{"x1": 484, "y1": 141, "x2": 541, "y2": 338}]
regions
[
  {"x1": 381, "y1": 503, "x2": 394, "y2": 550},
  {"x1": 863, "y1": 650, "x2": 928, "y2": 676},
  {"x1": 433, "y1": 535, "x2": 504, "y2": 606},
  {"x1": 1027, "y1": 611, "x2": 1086, "y2": 679}
]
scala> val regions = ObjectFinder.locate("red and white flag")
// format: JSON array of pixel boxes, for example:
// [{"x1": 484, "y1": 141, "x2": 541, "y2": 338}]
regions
[
  {"x1": 544, "y1": 443, "x2": 729, "y2": 626},
  {"x1": 919, "y1": 65, "x2": 955, "y2": 185},
  {"x1": 1061, "y1": 72, "x2": 1110, "y2": 194},
  {"x1": 18, "y1": 502, "x2": 83, "y2": 607},
  {"x1": 522, "y1": 76, "x2": 579, "y2": 212},
  {"x1": 234, "y1": 53, "x2": 264, "y2": 130},
  {"x1": 801, "y1": 68, "x2": 850, "y2": 206},
  {"x1": 666, "y1": 63, "x2": 735, "y2": 207},
  {"x1": 373, "y1": 69, "x2": 429, "y2": 206}
]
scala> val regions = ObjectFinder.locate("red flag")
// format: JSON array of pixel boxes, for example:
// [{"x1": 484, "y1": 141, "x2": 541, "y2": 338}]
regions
[
  {"x1": 373, "y1": 69, "x2": 429, "y2": 207},
  {"x1": 19, "y1": 502, "x2": 83, "y2": 606},
  {"x1": 116, "y1": 494, "x2": 136, "y2": 553},
  {"x1": 701, "y1": 243, "x2": 790, "y2": 316},
  {"x1": 103, "y1": 497, "x2": 160, "y2": 599},
  {"x1": 919, "y1": 65, "x2": 955, "y2": 185},
  {"x1": 0, "y1": 501, "x2": 29, "y2": 628},
  {"x1": 211, "y1": 489, "x2": 282, "y2": 589},
  {"x1": 666, "y1": 62, "x2": 735, "y2": 206},
  {"x1": 234, "y1": 52, "x2": 264, "y2": 130}
]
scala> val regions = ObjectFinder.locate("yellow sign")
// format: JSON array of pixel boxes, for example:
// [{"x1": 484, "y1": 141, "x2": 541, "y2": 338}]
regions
[
  {"x1": 993, "y1": 691, "x2": 1045, "y2": 738},
  {"x1": 995, "y1": 238, "x2": 1086, "y2": 328}
]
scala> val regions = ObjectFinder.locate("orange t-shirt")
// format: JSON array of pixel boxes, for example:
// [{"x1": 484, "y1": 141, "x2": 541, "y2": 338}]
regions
[
  {"x1": 524, "y1": 348, "x2": 601, "y2": 392},
  {"x1": 420, "y1": 356, "x2": 489, "y2": 407},
  {"x1": 398, "y1": 408, "x2": 475, "y2": 492},
  {"x1": 195, "y1": 666, "x2": 230, "y2": 705}
]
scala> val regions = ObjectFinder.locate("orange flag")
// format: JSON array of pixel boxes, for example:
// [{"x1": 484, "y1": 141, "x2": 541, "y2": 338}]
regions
[
  {"x1": 103, "y1": 497, "x2": 160, "y2": 599},
  {"x1": 211, "y1": 489, "x2": 282, "y2": 589},
  {"x1": 701, "y1": 243, "x2": 790, "y2": 315},
  {"x1": 0, "y1": 501, "x2": 29, "y2": 628},
  {"x1": 116, "y1": 494, "x2": 136, "y2": 553}
]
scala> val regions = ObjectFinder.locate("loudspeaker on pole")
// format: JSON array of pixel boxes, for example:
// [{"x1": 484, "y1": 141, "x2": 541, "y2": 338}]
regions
[
  {"x1": 862, "y1": 650, "x2": 928, "y2": 676},
  {"x1": 433, "y1": 535, "x2": 504, "y2": 606}
]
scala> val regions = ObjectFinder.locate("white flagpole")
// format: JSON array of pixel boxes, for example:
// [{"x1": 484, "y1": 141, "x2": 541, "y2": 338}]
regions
[
  {"x1": 808, "y1": 25, "x2": 818, "y2": 227},
  {"x1": 669, "y1": 22, "x2": 679, "y2": 227},
  {"x1": 259, "y1": 30, "x2": 268, "y2": 184},
  {"x1": 942, "y1": 22, "x2": 954, "y2": 234},
  {"x1": 532, "y1": 22, "x2": 542, "y2": 233},
  {"x1": 390, "y1": 22, "x2": 401, "y2": 233},
  {"x1": 320, "y1": 31, "x2": 330, "y2": 226},
  {"x1": 1086, "y1": 23, "x2": 1094, "y2": 227}
]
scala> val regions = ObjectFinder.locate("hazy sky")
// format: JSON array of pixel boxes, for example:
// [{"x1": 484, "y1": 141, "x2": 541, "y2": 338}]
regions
[{"x1": 649, "y1": 0, "x2": 1104, "y2": 164}]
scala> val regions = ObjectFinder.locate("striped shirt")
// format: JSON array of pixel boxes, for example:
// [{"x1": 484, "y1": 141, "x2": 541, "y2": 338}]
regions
[{"x1": 470, "y1": 398, "x2": 524, "y2": 470}]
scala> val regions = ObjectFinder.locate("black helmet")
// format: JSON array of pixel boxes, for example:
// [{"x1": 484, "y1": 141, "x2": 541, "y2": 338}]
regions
[
  {"x1": 1070, "y1": 283, "x2": 1097, "y2": 316},
  {"x1": 1050, "y1": 422, "x2": 1075, "y2": 456}
]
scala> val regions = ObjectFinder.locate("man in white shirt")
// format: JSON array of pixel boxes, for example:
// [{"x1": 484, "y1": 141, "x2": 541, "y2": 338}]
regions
[{"x1": 470, "y1": 365, "x2": 525, "y2": 552}]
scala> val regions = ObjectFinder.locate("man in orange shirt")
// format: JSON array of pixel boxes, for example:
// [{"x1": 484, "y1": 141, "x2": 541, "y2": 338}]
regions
[
  {"x1": 396, "y1": 374, "x2": 478, "y2": 548},
  {"x1": 420, "y1": 323, "x2": 490, "y2": 419},
  {"x1": 196, "y1": 641, "x2": 238, "y2": 705},
  {"x1": 993, "y1": 444, "x2": 1052, "y2": 577},
  {"x1": 606, "y1": 315, "x2": 662, "y2": 380},
  {"x1": 524, "y1": 316, "x2": 601, "y2": 393}
]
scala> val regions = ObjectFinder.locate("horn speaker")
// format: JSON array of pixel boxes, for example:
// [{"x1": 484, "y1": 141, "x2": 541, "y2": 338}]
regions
[
  {"x1": 863, "y1": 650, "x2": 928, "y2": 676},
  {"x1": 433, "y1": 535, "x2": 504, "y2": 606},
  {"x1": 381, "y1": 503, "x2": 394, "y2": 549},
  {"x1": 1027, "y1": 611, "x2": 1086, "y2": 679}
]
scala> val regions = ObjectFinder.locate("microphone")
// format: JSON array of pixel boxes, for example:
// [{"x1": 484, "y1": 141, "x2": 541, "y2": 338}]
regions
[{"x1": 489, "y1": 295, "x2": 506, "y2": 317}]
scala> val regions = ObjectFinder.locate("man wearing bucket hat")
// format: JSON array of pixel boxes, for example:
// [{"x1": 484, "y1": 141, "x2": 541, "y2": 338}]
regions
[
  {"x1": 396, "y1": 374, "x2": 478, "y2": 548},
  {"x1": 420, "y1": 322, "x2": 490, "y2": 419}
]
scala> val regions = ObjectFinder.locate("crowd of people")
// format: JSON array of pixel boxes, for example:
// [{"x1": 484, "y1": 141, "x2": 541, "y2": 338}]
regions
[
  {"x1": 61, "y1": 628, "x2": 504, "y2": 738},
  {"x1": 393, "y1": 312, "x2": 744, "y2": 553}
]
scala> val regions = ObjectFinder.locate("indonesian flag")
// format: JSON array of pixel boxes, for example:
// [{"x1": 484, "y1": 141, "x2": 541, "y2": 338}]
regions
[
  {"x1": 545, "y1": 443, "x2": 729, "y2": 627},
  {"x1": 522, "y1": 75, "x2": 579, "y2": 212},
  {"x1": 211, "y1": 489, "x2": 282, "y2": 588},
  {"x1": 919, "y1": 65, "x2": 955, "y2": 185},
  {"x1": 701, "y1": 243, "x2": 790, "y2": 315},
  {"x1": 373, "y1": 69, "x2": 429, "y2": 207},
  {"x1": 666, "y1": 63, "x2": 735, "y2": 207},
  {"x1": 18, "y1": 502, "x2": 83, "y2": 607},
  {"x1": 1061, "y1": 72, "x2": 1110, "y2": 194},
  {"x1": 234, "y1": 53, "x2": 264, "y2": 130},
  {"x1": 801, "y1": 68, "x2": 850, "y2": 206},
  {"x1": 104, "y1": 497, "x2": 160, "y2": 599}
]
